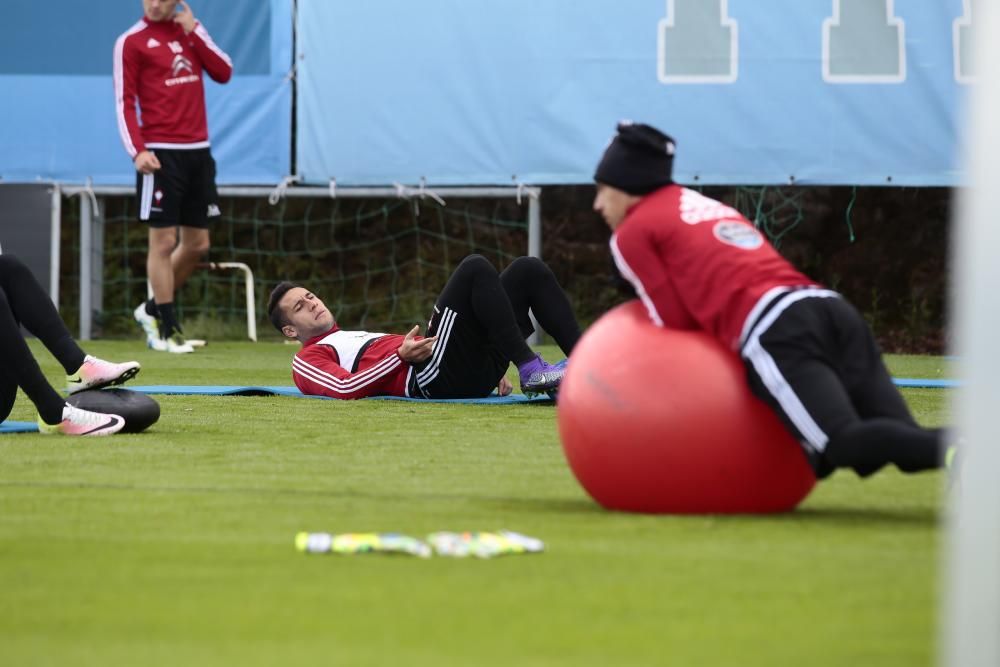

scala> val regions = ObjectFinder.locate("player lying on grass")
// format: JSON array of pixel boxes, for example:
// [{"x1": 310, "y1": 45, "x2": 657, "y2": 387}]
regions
[
  {"x1": 268, "y1": 255, "x2": 580, "y2": 400},
  {"x1": 0, "y1": 255, "x2": 140, "y2": 436},
  {"x1": 591, "y1": 121, "x2": 952, "y2": 478}
]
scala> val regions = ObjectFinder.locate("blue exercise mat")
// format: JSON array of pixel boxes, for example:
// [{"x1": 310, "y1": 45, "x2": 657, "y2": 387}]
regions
[
  {"x1": 127, "y1": 385, "x2": 554, "y2": 404},
  {"x1": 128, "y1": 380, "x2": 954, "y2": 401},
  {"x1": 0, "y1": 378, "x2": 950, "y2": 435},
  {"x1": 130, "y1": 385, "x2": 316, "y2": 398},
  {"x1": 892, "y1": 378, "x2": 959, "y2": 388},
  {"x1": 0, "y1": 421, "x2": 39, "y2": 434}
]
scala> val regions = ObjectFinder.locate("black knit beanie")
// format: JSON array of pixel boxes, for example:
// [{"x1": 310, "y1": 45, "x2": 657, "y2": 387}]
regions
[{"x1": 594, "y1": 121, "x2": 675, "y2": 195}]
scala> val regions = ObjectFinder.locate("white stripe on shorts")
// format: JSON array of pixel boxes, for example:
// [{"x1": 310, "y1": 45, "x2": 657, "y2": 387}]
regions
[
  {"x1": 139, "y1": 173, "x2": 155, "y2": 221},
  {"x1": 416, "y1": 307, "x2": 456, "y2": 387},
  {"x1": 740, "y1": 287, "x2": 839, "y2": 452}
]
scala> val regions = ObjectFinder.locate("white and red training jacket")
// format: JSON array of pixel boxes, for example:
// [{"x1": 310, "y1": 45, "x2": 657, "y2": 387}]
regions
[
  {"x1": 114, "y1": 17, "x2": 233, "y2": 159},
  {"x1": 292, "y1": 326, "x2": 421, "y2": 400}
]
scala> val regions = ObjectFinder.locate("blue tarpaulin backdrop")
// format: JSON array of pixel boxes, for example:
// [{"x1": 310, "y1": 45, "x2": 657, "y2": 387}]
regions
[
  {"x1": 296, "y1": 0, "x2": 971, "y2": 186},
  {"x1": 0, "y1": 1, "x2": 974, "y2": 187}
]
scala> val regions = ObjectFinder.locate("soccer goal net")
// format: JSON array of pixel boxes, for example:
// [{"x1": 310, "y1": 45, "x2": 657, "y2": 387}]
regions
[
  {"x1": 57, "y1": 185, "x2": 540, "y2": 341},
  {"x1": 56, "y1": 182, "x2": 936, "y2": 349}
]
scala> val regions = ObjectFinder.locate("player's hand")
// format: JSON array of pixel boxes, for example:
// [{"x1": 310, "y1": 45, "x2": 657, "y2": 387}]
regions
[
  {"x1": 173, "y1": 1, "x2": 197, "y2": 34},
  {"x1": 397, "y1": 325, "x2": 437, "y2": 364},
  {"x1": 497, "y1": 376, "x2": 513, "y2": 396},
  {"x1": 134, "y1": 150, "x2": 161, "y2": 174}
]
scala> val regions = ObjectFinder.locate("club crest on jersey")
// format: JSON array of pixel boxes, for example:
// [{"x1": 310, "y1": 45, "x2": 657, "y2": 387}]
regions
[
  {"x1": 713, "y1": 220, "x2": 764, "y2": 250},
  {"x1": 154, "y1": 190, "x2": 164, "y2": 203}
]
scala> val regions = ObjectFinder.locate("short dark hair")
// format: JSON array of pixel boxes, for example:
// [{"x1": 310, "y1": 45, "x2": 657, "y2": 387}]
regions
[{"x1": 267, "y1": 281, "x2": 300, "y2": 332}]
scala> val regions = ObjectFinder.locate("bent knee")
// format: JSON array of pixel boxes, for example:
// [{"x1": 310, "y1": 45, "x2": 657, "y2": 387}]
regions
[
  {"x1": 178, "y1": 230, "x2": 211, "y2": 257},
  {"x1": 456, "y1": 254, "x2": 495, "y2": 277},
  {"x1": 185, "y1": 238, "x2": 211, "y2": 256},
  {"x1": 508, "y1": 256, "x2": 548, "y2": 275},
  {"x1": 148, "y1": 229, "x2": 178, "y2": 256},
  {"x1": 504, "y1": 256, "x2": 553, "y2": 285}
]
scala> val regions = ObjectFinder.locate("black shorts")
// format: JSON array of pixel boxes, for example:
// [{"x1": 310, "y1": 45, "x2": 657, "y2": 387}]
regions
[
  {"x1": 135, "y1": 147, "x2": 220, "y2": 229},
  {"x1": 740, "y1": 289, "x2": 916, "y2": 476}
]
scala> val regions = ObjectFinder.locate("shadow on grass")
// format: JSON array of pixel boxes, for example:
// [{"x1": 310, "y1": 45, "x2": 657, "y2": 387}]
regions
[
  {"x1": 346, "y1": 492, "x2": 940, "y2": 526},
  {"x1": 0, "y1": 480, "x2": 939, "y2": 526},
  {"x1": 471, "y1": 495, "x2": 605, "y2": 515},
  {"x1": 476, "y1": 496, "x2": 940, "y2": 527},
  {"x1": 772, "y1": 505, "x2": 939, "y2": 527},
  {"x1": 0, "y1": 479, "x2": 598, "y2": 512}
]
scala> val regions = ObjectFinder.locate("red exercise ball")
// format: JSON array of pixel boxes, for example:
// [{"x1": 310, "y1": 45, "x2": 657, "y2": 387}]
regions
[{"x1": 558, "y1": 300, "x2": 816, "y2": 514}]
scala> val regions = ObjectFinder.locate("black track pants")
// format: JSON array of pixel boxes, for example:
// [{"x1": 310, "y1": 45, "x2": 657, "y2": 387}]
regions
[
  {"x1": 0, "y1": 255, "x2": 84, "y2": 423},
  {"x1": 412, "y1": 255, "x2": 580, "y2": 398}
]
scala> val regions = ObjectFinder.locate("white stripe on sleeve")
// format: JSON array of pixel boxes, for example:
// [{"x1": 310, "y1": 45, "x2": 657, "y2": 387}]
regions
[
  {"x1": 293, "y1": 354, "x2": 401, "y2": 397},
  {"x1": 194, "y1": 23, "x2": 233, "y2": 68},
  {"x1": 610, "y1": 234, "x2": 665, "y2": 327},
  {"x1": 113, "y1": 21, "x2": 146, "y2": 159}
]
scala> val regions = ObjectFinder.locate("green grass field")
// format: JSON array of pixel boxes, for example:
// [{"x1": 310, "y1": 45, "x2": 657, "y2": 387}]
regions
[{"x1": 0, "y1": 340, "x2": 952, "y2": 666}]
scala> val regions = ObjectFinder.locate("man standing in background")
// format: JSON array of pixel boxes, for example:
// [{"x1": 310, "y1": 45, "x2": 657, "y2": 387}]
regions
[{"x1": 114, "y1": 0, "x2": 233, "y2": 353}]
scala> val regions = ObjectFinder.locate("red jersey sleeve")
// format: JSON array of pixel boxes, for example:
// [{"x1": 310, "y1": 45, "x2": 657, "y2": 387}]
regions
[
  {"x1": 292, "y1": 343, "x2": 405, "y2": 400},
  {"x1": 113, "y1": 31, "x2": 145, "y2": 158},
  {"x1": 190, "y1": 23, "x2": 233, "y2": 83}
]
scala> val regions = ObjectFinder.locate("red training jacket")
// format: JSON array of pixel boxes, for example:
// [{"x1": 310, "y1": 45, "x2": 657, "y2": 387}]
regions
[
  {"x1": 292, "y1": 326, "x2": 419, "y2": 400},
  {"x1": 610, "y1": 185, "x2": 818, "y2": 350},
  {"x1": 114, "y1": 17, "x2": 233, "y2": 159}
]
